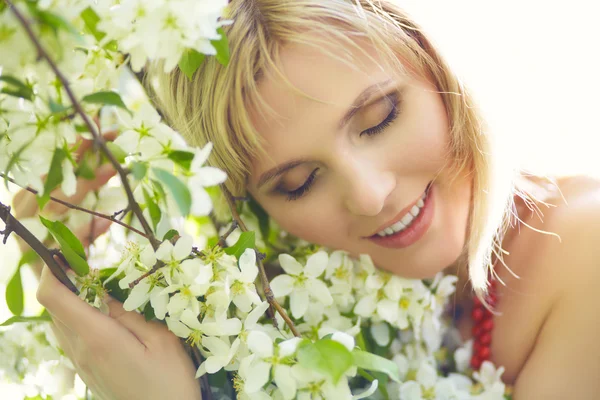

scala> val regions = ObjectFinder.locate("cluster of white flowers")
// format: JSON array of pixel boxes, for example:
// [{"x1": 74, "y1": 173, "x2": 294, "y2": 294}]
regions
[
  {"x1": 101, "y1": 235, "x2": 509, "y2": 399},
  {"x1": 0, "y1": 321, "x2": 82, "y2": 398},
  {"x1": 93, "y1": 0, "x2": 230, "y2": 72},
  {"x1": 0, "y1": 2, "x2": 511, "y2": 399}
]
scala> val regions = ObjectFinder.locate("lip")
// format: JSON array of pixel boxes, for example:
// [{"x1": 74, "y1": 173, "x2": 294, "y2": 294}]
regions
[
  {"x1": 367, "y1": 182, "x2": 435, "y2": 249},
  {"x1": 369, "y1": 182, "x2": 432, "y2": 235}
]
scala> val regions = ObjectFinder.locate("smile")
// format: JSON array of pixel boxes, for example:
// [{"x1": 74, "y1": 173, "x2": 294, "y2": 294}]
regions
[{"x1": 367, "y1": 182, "x2": 435, "y2": 249}]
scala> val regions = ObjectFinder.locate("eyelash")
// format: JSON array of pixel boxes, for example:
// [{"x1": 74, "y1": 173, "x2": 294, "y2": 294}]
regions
[
  {"x1": 279, "y1": 91, "x2": 401, "y2": 201},
  {"x1": 360, "y1": 92, "x2": 401, "y2": 137}
]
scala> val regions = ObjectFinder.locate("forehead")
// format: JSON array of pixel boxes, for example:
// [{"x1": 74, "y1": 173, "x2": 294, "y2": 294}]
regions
[{"x1": 248, "y1": 39, "x2": 403, "y2": 173}]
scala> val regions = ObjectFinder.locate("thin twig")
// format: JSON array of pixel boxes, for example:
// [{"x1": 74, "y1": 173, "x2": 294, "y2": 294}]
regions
[
  {"x1": 0, "y1": 173, "x2": 151, "y2": 240},
  {"x1": 218, "y1": 220, "x2": 238, "y2": 247},
  {"x1": 0, "y1": 202, "x2": 78, "y2": 293},
  {"x1": 5, "y1": 0, "x2": 160, "y2": 250},
  {"x1": 220, "y1": 184, "x2": 300, "y2": 337}
]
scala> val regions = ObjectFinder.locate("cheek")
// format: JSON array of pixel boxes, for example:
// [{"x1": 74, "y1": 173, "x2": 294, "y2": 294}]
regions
[{"x1": 263, "y1": 198, "x2": 348, "y2": 247}]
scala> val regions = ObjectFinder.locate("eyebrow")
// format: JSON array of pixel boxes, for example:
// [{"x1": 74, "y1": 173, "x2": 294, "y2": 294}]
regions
[{"x1": 256, "y1": 79, "x2": 394, "y2": 190}]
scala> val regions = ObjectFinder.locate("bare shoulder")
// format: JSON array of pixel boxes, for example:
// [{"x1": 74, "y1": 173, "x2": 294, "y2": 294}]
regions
[
  {"x1": 507, "y1": 176, "x2": 600, "y2": 397},
  {"x1": 492, "y1": 175, "x2": 600, "y2": 384}
]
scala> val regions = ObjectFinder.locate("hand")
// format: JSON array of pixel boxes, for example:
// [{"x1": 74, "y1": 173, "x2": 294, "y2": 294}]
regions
[{"x1": 37, "y1": 258, "x2": 202, "y2": 400}]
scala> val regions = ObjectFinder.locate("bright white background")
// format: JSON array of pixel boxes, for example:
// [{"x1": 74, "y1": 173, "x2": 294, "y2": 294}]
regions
[
  {"x1": 1, "y1": 1, "x2": 599, "y2": 397},
  {"x1": 401, "y1": 0, "x2": 600, "y2": 177}
]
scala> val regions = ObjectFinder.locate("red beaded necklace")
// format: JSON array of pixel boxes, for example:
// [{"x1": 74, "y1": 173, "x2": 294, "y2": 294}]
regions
[{"x1": 470, "y1": 277, "x2": 498, "y2": 370}]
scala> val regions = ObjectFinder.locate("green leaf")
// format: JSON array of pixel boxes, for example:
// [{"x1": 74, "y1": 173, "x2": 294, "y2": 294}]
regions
[
  {"x1": 39, "y1": 216, "x2": 89, "y2": 276},
  {"x1": 0, "y1": 315, "x2": 52, "y2": 327},
  {"x1": 0, "y1": 75, "x2": 34, "y2": 100},
  {"x1": 18, "y1": 250, "x2": 40, "y2": 268},
  {"x1": 152, "y1": 168, "x2": 192, "y2": 216},
  {"x1": 37, "y1": 10, "x2": 78, "y2": 35},
  {"x1": 168, "y1": 150, "x2": 195, "y2": 171},
  {"x1": 48, "y1": 98, "x2": 71, "y2": 114},
  {"x1": 6, "y1": 266, "x2": 23, "y2": 316},
  {"x1": 106, "y1": 142, "x2": 128, "y2": 164},
  {"x1": 82, "y1": 91, "x2": 130, "y2": 113},
  {"x1": 213, "y1": 27, "x2": 230, "y2": 66},
  {"x1": 75, "y1": 157, "x2": 96, "y2": 180},
  {"x1": 162, "y1": 229, "x2": 179, "y2": 241},
  {"x1": 352, "y1": 349, "x2": 400, "y2": 383},
  {"x1": 224, "y1": 231, "x2": 255, "y2": 259},
  {"x1": 100, "y1": 268, "x2": 129, "y2": 303},
  {"x1": 131, "y1": 162, "x2": 148, "y2": 181},
  {"x1": 80, "y1": 7, "x2": 105, "y2": 42},
  {"x1": 143, "y1": 188, "x2": 161, "y2": 232},
  {"x1": 248, "y1": 196, "x2": 270, "y2": 242},
  {"x1": 297, "y1": 339, "x2": 354, "y2": 384},
  {"x1": 178, "y1": 49, "x2": 205, "y2": 81},
  {"x1": 143, "y1": 302, "x2": 156, "y2": 321},
  {"x1": 43, "y1": 148, "x2": 66, "y2": 199},
  {"x1": 3, "y1": 140, "x2": 32, "y2": 189}
]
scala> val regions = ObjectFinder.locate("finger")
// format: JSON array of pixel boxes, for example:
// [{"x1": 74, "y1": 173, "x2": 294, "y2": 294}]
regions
[
  {"x1": 103, "y1": 294, "x2": 167, "y2": 345},
  {"x1": 75, "y1": 130, "x2": 119, "y2": 158},
  {"x1": 36, "y1": 264, "x2": 146, "y2": 352},
  {"x1": 45, "y1": 164, "x2": 116, "y2": 215},
  {"x1": 48, "y1": 314, "x2": 76, "y2": 357},
  {"x1": 76, "y1": 217, "x2": 113, "y2": 249}
]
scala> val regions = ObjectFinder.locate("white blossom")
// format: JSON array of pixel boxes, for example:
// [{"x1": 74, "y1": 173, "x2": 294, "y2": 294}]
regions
[{"x1": 270, "y1": 252, "x2": 333, "y2": 319}]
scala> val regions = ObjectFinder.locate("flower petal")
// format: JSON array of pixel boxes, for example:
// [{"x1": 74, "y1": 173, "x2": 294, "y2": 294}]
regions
[
  {"x1": 247, "y1": 330, "x2": 274, "y2": 357},
  {"x1": 290, "y1": 289, "x2": 309, "y2": 319},
  {"x1": 270, "y1": 274, "x2": 295, "y2": 298},
  {"x1": 173, "y1": 235, "x2": 193, "y2": 260},
  {"x1": 123, "y1": 281, "x2": 150, "y2": 311},
  {"x1": 245, "y1": 302, "x2": 269, "y2": 329},
  {"x1": 155, "y1": 240, "x2": 174, "y2": 261},
  {"x1": 244, "y1": 360, "x2": 271, "y2": 393},
  {"x1": 274, "y1": 365, "x2": 297, "y2": 400},
  {"x1": 166, "y1": 316, "x2": 191, "y2": 338},
  {"x1": 307, "y1": 279, "x2": 332, "y2": 306},
  {"x1": 304, "y1": 251, "x2": 328, "y2": 278},
  {"x1": 278, "y1": 254, "x2": 303, "y2": 275},
  {"x1": 150, "y1": 286, "x2": 169, "y2": 320}
]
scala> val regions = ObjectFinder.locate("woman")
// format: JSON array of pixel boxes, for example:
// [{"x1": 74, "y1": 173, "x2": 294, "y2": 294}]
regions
[{"x1": 21, "y1": 0, "x2": 600, "y2": 398}]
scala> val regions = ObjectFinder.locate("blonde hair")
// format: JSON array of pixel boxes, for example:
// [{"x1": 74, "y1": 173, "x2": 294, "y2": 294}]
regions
[{"x1": 148, "y1": 0, "x2": 545, "y2": 293}]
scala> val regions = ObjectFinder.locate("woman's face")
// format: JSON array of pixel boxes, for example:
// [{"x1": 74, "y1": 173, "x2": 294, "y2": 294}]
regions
[{"x1": 246, "y1": 41, "x2": 472, "y2": 279}]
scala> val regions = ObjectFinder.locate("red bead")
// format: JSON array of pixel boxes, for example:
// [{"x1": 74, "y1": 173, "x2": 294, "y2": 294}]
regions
[
  {"x1": 477, "y1": 346, "x2": 491, "y2": 360},
  {"x1": 473, "y1": 341, "x2": 481, "y2": 352},
  {"x1": 470, "y1": 356, "x2": 482, "y2": 370},
  {"x1": 480, "y1": 332, "x2": 492, "y2": 345},
  {"x1": 482, "y1": 318, "x2": 494, "y2": 332},
  {"x1": 472, "y1": 307, "x2": 484, "y2": 322},
  {"x1": 472, "y1": 325, "x2": 482, "y2": 337},
  {"x1": 473, "y1": 296, "x2": 482, "y2": 307}
]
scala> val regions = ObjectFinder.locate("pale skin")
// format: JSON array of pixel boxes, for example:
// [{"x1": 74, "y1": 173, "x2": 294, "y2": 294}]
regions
[{"x1": 13, "y1": 40, "x2": 600, "y2": 399}]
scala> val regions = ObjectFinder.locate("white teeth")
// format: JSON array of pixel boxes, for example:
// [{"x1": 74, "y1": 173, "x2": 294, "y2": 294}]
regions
[
  {"x1": 374, "y1": 186, "x2": 429, "y2": 237},
  {"x1": 410, "y1": 205, "x2": 420, "y2": 217},
  {"x1": 391, "y1": 221, "x2": 406, "y2": 231},
  {"x1": 401, "y1": 214, "x2": 414, "y2": 225}
]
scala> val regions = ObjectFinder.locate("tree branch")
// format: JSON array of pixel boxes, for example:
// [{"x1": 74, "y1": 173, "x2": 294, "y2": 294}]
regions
[
  {"x1": 5, "y1": 0, "x2": 160, "y2": 251},
  {"x1": 220, "y1": 185, "x2": 300, "y2": 337},
  {"x1": 0, "y1": 202, "x2": 78, "y2": 293},
  {"x1": 0, "y1": 173, "x2": 151, "y2": 241}
]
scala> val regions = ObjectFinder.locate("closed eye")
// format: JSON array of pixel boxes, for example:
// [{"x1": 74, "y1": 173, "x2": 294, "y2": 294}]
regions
[
  {"x1": 360, "y1": 91, "x2": 401, "y2": 137},
  {"x1": 276, "y1": 90, "x2": 401, "y2": 201},
  {"x1": 276, "y1": 168, "x2": 320, "y2": 201}
]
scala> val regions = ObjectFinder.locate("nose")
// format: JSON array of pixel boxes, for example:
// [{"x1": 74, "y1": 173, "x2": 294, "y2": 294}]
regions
[{"x1": 341, "y1": 156, "x2": 395, "y2": 217}]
